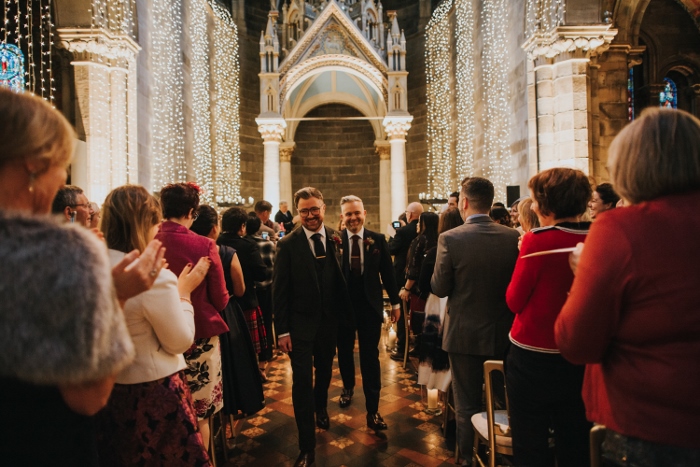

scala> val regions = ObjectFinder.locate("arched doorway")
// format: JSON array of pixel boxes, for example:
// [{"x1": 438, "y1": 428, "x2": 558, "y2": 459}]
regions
[{"x1": 292, "y1": 103, "x2": 381, "y2": 228}]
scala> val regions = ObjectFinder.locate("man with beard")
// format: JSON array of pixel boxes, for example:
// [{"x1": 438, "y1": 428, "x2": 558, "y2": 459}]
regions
[{"x1": 272, "y1": 187, "x2": 351, "y2": 467}]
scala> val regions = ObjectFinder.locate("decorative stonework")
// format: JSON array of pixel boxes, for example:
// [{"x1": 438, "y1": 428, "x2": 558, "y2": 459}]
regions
[
  {"x1": 279, "y1": 144, "x2": 295, "y2": 162},
  {"x1": 58, "y1": 28, "x2": 140, "y2": 68},
  {"x1": 375, "y1": 143, "x2": 391, "y2": 160},
  {"x1": 383, "y1": 117, "x2": 412, "y2": 139},
  {"x1": 257, "y1": 120, "x2": 286, "y2": 141},
  {"x1": 522, "y1": 25, "x2": 618, "y2": 61}
]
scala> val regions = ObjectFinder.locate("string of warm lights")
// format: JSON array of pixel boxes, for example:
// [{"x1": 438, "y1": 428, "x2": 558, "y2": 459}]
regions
[
  {"x1": 425, "y1": 0, "x2": 453, "y2": 199},
  {"x1": 151, "y1": 0, "x2": 187, "y2": 189},
  {"x1": 454, "y1": 0, "x2": 475, "y2": 180},
  {"x1": 481, "y1": 0, "x2": 511, "y2": 203},
  {"x1": 209, "y1": 0, "x2": 243, "y2": 206},
  {"x1": 189, "y1": 0, "x2": 213, "y2": 204},
  {"x1": 526, "y1": 0, "x2": 565, "y2": 38}
]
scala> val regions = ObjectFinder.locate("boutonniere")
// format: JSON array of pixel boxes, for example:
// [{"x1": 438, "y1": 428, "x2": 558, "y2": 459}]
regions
[
  {"x1": 331, "y1": 233, "x2": 342, "y2": 247},
  {"x1": 363, "y1": 236, "x2": 375, "y2": 251}
]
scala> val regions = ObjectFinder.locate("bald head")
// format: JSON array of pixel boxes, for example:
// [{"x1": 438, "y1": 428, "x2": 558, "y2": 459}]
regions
[{"x1": 405, "y1": 202, "x2": 423, "y2": 223}]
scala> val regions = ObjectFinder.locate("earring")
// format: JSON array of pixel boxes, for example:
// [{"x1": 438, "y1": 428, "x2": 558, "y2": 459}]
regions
[{"x1": 28, "y1": 172, "x2": 36, "y2": 193}]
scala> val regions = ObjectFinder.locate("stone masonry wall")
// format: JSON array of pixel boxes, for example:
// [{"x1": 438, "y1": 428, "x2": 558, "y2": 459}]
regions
[{"x1": 292, "y1": 104, "x2": 380, "y2": 230}]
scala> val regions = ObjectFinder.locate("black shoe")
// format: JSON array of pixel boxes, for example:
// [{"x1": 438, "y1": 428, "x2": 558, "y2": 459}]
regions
[
  {"x1": 339, "y1": 388, "x2": 353, "y2": 408},
  {"x1": 390, "y1": 350, "x2": 405, "y2": 362},
  {"x1": 367, "y1": 412, "x2": 388, "y2": 431},
  {"x1": 293, "y1": 450, "x2": 315, "y2": 467},
  {"x1": 315, "y1": 408, "x2": 329, "y2": 430}
]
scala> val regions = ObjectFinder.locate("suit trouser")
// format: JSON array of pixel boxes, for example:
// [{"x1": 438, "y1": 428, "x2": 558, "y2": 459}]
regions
[
  {"x1": 255, "y1": 286, "x2": 273, "y2": 361},
  {"x1": 289, "y1": 321, "x2": 337, "y2": 452},
  {"x1": 448, "y1": 352, "x2": 504, "y2": 462},
  {"x1": 337, "y1": 309, "x2": 382, "y2": 414}
]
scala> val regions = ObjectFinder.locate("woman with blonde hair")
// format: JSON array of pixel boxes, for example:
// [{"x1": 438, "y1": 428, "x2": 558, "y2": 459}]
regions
[
  {"x1": 0, "y1": 89, "x2": 162, "y2": 465},
  {"x1": 97, "y1": 185, "x2": 212, "y2": 465},
  {"x1": 517, "y1": 197, "x2": 540, "y2": 233},
  {"x1": 556, "y1": 108, "x2": 700, "y2": 465}
]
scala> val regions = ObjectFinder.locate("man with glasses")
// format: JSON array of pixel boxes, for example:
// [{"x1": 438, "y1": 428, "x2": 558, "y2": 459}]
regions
[
  {"x1": 388, "y1": 201, "x2": 423, "y2": 360},
  {"x1": 51, "y1": 185, "x2": 91, "y2": 227},
  {"x1": 272, "y1": 187, "x2": 352, "y2": 467}
]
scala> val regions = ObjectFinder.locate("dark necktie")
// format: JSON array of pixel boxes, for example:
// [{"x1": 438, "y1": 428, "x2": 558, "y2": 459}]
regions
[
  {"x1": 311, "y1": 233, "x2": 326, "y2": 258},
  {"x1": 351, "y1": 235, "x2": 361, "y2": 276}
]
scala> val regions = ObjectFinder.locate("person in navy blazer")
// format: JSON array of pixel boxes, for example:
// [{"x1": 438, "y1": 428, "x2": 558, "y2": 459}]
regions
[
  {"x1": 336, "y1": 195, "x2": 401, "y2": 431},
  {"x1": 272, "y1": 187, "x2": 352, "y2": 467}
]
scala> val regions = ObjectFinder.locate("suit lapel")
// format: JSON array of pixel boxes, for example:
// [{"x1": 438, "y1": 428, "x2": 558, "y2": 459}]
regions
[
  {"x1": 341, "y1": 229, "x2": 350, "y2": 277},
  {"x1": 295, "y1": 228, "x2": 321, "y2": 291}
]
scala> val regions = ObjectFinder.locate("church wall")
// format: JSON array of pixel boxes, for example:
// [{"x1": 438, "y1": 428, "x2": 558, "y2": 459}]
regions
[
  {"x1": 136, "y1": 0, "x2": 153, "y2": 189},
  {"x1": 292, "y1": 104, "x2": 380, "y2": 229}
]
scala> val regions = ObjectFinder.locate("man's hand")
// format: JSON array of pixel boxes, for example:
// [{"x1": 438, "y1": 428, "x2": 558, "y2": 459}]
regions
[
  {"x1": 278, "y1": 335, "x2": 292, "y2": 353},
  {"x1": 112, "y1": 239, "x2": 166, "y2": 304},
  {"x1": 391, "y1": 307, "x2": 401, "y2": 323},
  {"x1": 568, "y1": 242, "x2": 584, "y2": 275}
]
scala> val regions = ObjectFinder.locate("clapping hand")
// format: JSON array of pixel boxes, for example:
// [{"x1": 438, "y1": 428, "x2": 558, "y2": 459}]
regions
[
  {"x1": 178, "y1": 257, "x2": 211, "y2": 296},
  {"x1": 112, "y1": 239, "x2": 167, "y2": 304}
]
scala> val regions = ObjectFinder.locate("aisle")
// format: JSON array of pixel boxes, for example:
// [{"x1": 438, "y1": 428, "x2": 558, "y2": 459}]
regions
[{"x1": 222, "y1": 336, "x2": 457, "y2": 466}]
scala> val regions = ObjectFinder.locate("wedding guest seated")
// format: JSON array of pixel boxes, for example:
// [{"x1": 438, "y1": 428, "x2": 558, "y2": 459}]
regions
[
  {"x1": 97, "y1": 185, "x2": 212, "y2": 466},
  {"x1": 556, "y1": 108, "x2": 700, "y2": 466},
  {"x1": 588, "y1": 182, "x2": 620, "y2": 220},
  {"x1": 506, "y1": 167, "x2": 592, "y2": 467}
]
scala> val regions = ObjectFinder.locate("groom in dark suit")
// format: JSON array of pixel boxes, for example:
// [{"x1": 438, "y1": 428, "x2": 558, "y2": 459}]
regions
[
  {"x1": 273, "y1": 187, "x2": 351, "y2": 467},
  {"x1": 336, "y1": 195, "x2": 401, "y2": 431}
]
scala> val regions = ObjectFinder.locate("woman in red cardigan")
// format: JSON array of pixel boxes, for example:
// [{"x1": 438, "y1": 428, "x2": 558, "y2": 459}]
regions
[
  {"x1": 505, "y1": 168, "x2": 592, "y2": 467},
  {"x1": 155, "y1": 182, "x2": 229, "y2": 453},
  {"x1": 556, "y1": 108, "x2": 700, "y2": 465}
]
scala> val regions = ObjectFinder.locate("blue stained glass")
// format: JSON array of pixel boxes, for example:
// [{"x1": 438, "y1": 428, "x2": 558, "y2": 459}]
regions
[
  {"x1": 659, "y1": 77, "x2": 677, "y2": 109},
  {"x1": 628, "y1": 68, "x2": 634, "y2": 121},
  {"x1": 0, "y1": 43, "x2": 25, "y2": 92}
]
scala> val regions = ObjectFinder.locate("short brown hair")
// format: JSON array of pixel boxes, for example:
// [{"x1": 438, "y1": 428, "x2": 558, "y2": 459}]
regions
[
  {"x1": 460, "y1": 177, "x2": 494, "y2": 212},
  {"x1": 293, "y1": 187, "x2": 323, "y2": 207},
  {"x1": 51, "y1": 185, "x2": 84, "y2": 214},
  {"x1": 101, "y1": 185, "x2": 162, "y2": 253},
  {"x1": 608, "y1": 107, "x2": 700, "y2": 204},
  {"x1": 159, "y1": 182, "x2": 201, "y2": 219},
  {"x1": 0, "y1": 88, "x2": 75, "y2": 171},
  {"x1": 254, "y1": 200, "x2": 273, "y2": 213},
  {"x1": 528, "y1": 168, "x2": 591, "y2": 219}
]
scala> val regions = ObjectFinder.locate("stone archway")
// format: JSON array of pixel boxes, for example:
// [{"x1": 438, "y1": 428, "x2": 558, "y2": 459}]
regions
[{"x1": 292, "y1": 104, "x2": 381, "y2": 229}]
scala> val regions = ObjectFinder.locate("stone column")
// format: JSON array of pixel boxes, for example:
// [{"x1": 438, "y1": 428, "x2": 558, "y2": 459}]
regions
[
  {"x1": 522, "y1": 26, "x2": 617, "y2": 178},
  {"x1": 110, "y1": 65, "x2": 129, "y2": 188},
  {"x1": 383, "y1": 116, "x2": 413, "y2": 221},
  {"x1": 58, "y1": 28, "x2": 140, "y2": 203},
  {"x1": 375, "y1": 141, "x2": 392, "y2": 234},
  {"x1": 256, "y1": 118, "x2": 286, "y2": 209},
  {"x1": 279, "y1": 142, "x2": 295, "y2": 208}
]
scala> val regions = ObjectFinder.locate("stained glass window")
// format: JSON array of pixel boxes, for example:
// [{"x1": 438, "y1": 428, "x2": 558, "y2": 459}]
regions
[
  {"x1": 627, "y1": 67, "x2": 634, "y2": 121},
  {"x1": 0, "y1": 43, "x2": 25, "y2": 92},
  {"x1": 659, "y1": 77, "x2": 677, "y2": 109}
]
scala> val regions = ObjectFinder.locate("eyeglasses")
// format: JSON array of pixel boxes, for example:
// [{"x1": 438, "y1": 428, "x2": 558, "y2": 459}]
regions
[
  {"x1": 299, "y1": 206, "x2": 321, "y2": 217},
  {"x1": 71, "y1": 203, "x2": 90, "y2": 208}
]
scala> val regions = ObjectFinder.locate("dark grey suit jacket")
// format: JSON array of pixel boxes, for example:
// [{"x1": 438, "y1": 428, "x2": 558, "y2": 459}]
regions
[{"x1": 431, "y1": 215, "x2": 519, "y2": 356}]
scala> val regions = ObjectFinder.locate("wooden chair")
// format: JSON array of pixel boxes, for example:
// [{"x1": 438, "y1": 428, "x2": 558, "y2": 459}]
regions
[
  {"x1": 471, "y1": 360, "x2": 512, "y2": 467},
  {"x1": 590, "y1": 424, "x2": 607, "y2": 467}
]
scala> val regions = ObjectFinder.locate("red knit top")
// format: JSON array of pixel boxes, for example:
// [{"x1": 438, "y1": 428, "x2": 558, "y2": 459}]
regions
[
  {"x1": 556, "y1": 191, "x2": 700, "y2": 449},
  {"x1": 506, "y1": 223, "x2": 589, "y2": 352}
]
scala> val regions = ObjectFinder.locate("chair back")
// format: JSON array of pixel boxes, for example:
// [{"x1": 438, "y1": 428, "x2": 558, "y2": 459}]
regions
[
  {"x1": 483, "y1": 360, "x2": 511, "y2": 462},
  {"x1": 590, "y1": 425, "x2": 607, "y2": 467}
]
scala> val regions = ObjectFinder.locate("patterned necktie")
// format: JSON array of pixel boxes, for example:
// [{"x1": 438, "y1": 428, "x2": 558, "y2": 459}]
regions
[
  {"x1": 351, "y1": 235, "x2": 361, "y2": 275},
  {"x1": 311, "y1": 233, "x2": 326, "y2": 258}
]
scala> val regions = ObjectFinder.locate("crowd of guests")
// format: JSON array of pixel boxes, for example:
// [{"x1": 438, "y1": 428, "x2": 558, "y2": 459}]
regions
[{"x1": 2, "y1": 86, "x2": 699, "y2": 467}]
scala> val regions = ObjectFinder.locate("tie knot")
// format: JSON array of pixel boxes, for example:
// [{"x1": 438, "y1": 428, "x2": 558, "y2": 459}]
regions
[
  {"x1": 312, "y1": 233, "x2": 322, "y2": 240},
  {"x1": 352, "y1": 235, "x2": 360, "y2": 241}
]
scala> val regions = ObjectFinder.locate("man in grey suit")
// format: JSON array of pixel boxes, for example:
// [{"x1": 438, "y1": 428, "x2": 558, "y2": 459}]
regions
[{"x1": 431, "y1": 177, "x2": 519, "y2": 464}]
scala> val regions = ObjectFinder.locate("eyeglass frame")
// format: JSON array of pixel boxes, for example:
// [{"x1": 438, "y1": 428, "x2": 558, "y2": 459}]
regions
[{"x1": 298, "y1": 206, "x2": 322, "y2": 217}]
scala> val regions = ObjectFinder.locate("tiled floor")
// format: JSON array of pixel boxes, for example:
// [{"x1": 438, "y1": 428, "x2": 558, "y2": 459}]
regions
[{"x1": 219, "y1": 332, "x2": 458, "y2": 466}]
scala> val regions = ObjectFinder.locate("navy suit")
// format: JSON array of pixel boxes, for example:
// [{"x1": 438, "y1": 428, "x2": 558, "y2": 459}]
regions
[{"x1": 337, "y1": 228, "x2": 400, "y2": 413}]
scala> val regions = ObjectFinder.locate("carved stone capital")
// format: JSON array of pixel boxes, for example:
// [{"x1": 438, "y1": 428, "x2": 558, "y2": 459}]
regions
[
  {"x1": 256, "y1": 117, "x2": 287, "y2": 142},
  {"x1": 58, "y1": 28, "x2": 140, "y2": 68},
  {"x1": 383, "y1": 116, "x2": 413, "y2": 139},
  {"x1": 375, "y1": 142, "x2": 391, "y2": 160},
  {"x1": 522, "y1": 26, "x2": 618, "y2": 62},
  {"x1": 280, "y1": 142, "x2": 295, "y2": 162}
]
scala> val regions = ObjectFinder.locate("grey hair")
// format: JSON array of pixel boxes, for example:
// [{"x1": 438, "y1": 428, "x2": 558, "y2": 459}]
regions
[{"x1": 340, "y1": 195, "x2": 363, "y2": 205}]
